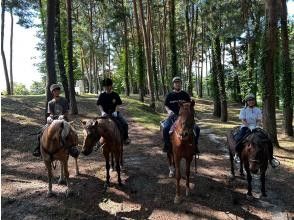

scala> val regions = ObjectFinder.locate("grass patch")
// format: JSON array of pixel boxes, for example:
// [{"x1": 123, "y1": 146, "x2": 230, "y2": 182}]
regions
[{"x1": 122, "y1": 96, "x2": 165, "y2": 131}]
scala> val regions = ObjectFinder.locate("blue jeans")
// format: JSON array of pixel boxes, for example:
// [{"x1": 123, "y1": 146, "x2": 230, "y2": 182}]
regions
[
  {"x1": 162, "y1": 115, "x2": 200, "y2": 150},
  {"x1": 235, "y1": 126, "x2": 250, "y2": 151}
]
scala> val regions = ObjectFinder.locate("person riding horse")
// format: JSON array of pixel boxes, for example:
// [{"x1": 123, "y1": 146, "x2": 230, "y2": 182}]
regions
[
  {"x1": 33, "y1": 84, "x2": 80, "y2": 158},
  {"x1": 96, "y1": 78, "x2": 130, "y2": 145},
  {"x1": 162, "y1": 76, "x2": 200, "y2": 154},
  {"x1": 234, "y1": 93, "x2": 278, "y2": 167}
]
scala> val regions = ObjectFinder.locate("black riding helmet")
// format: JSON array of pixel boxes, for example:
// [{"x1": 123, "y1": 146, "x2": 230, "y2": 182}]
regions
[{"x1": 102, "y1": 78, "x2": 113, "y2": 87}]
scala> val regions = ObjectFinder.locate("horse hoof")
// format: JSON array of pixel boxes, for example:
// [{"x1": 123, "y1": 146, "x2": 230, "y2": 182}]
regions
[
  {"x1": 169, "y1": 171, "x2": 175, "y2": 178},
  {"x1": 174, "y1": 196, "x2": 180, "y2": 204},
  {"x1": 46, "y1": 192, "x2": 55, "y2": 198},
  {"x1": 58, "y1": 179, "x2": 66, "y2": 185}
]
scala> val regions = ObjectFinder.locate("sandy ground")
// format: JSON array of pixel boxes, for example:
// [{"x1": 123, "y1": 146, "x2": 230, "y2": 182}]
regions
[{"x1": 1, "y1": 96, "x2": 294, "y2": 220}]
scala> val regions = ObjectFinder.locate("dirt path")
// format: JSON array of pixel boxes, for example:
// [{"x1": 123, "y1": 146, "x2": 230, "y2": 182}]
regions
[{"x1": 1, "y1": 96, "x2": 293, "y2": 219}]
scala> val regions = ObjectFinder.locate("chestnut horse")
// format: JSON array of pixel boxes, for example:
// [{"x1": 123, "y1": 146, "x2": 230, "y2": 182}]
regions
[
  {"x1": 168, "y1": 101, "x2": 195, "y2": 204},
  {"x1": 81, "y1": 117, "x2": 123, "y2": 188},
  {"x1": 40, "y1": 120, "x2": 79, "y2": 197},
  {"x1": 227, "y1": 127, "x2": 273, "y2": 197}
]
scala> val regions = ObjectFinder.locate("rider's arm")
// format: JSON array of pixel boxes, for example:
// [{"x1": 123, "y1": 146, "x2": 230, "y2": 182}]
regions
[
  {"x1": 98, "y1": 105, "x2": 107, "y2": 116},
  {"x1": 165, "y1": 106, "x2": 174, "y2": 116}
]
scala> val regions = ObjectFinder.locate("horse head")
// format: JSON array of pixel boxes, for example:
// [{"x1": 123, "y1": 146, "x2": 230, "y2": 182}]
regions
[
  {"x1": 81, "y1": 119, "x2": 101, "y2": 156},
  {"x1": 177, "y1": 100, "x2": 195, "y2": 139},
  {"x1": 243, "y1": 130, "x2": 270, "y2": 174}
]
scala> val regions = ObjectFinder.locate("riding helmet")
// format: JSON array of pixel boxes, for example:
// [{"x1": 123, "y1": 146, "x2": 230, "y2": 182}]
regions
[
  {"x1": 50, "y1": 84, "x2": 61, "y2": 92},
  {"x1": 172, "y1": 76, "x2": 182, "y2": 83},
  {"x1": 103, "y1": 78, "x2": 113, "y2": 87},
  {"x1": 245, "y1": 93, "x2": 255, "y2": 102}
]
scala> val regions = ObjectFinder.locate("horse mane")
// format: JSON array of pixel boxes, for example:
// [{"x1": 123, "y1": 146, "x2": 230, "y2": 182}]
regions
[{"x1": 50, "y1": 120, "x2": 71, "y2": 142}]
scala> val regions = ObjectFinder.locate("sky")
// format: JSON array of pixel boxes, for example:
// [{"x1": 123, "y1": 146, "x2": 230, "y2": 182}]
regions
[{"x1": 0, "y1": 2, "x2": 294, "y2": 92}]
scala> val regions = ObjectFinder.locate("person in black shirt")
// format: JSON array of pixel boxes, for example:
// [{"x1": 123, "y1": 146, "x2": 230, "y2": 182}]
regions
[
  {"x1": 97, "y1": 78, "x2": 130, "y2": 144},
  {"x1": 162, "y1": 77, "x2": 200, "y2": 154}
]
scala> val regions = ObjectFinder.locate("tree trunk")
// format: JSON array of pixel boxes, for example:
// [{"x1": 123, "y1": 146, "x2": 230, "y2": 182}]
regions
[
  {"x1": 133, "y1": 0, "x2": 145, "y2": 102},
  {"x1": 66, "y1": 0, "x2": 78, "y2": 114},
  {"x1": 213, "y1": 36, "x2": 227, "y2": 122},
  {"x1": 55, "y1": 0, "x2": 69, "y2": 102},
  {"x1": 46, "y1": 0, "x2": 57, "y2": 106},
  {"x1": 9, "y1": 7, "x2": 14, "y2": 95},
  {"x1": 1, "y1": 0, "x2": 11, "y2": 95},
  {"x1": 138, "y1": 0, "x2": 155, "y2": 109},
  {"x1": 280, "y1": 0, "x2": 293, "y2": 136},
  {"x1": 261, "y1": 0, "x2": 278, "y2": 145},
  {"x1": 122, "y1": 0, "x2": 130, "y2": 96},
  {"x1": 230, "y1": 39, "x2": 242, "y2": 103},
  {"x1": 169, "y1": 0, "x2": 177, "y2": 78}
]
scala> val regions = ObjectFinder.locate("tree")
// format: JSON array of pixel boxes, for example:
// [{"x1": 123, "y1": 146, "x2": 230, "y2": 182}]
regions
[
  {"x1": 261, "y1": 0, "x2": 279, "y2": 146},
  {"x1": 280, "y1": 0, "x2": 293, "y2": 136},
  {"x1": 169, "y1": 0, "x2": 178, "y2": 77},
  {"x1": 55, "y1": 0, "x2": 69, "y2": 102},
  {"x1": 45, "y1": 0, "x2": 57, "y2": 104},
  {"x1": 9, "y1": 7, "x2": 14, "y2": 95},
  {"x1": 66, "y1": 0, "x2": 78, "y2": 114},
  {"x1": 1, "y1": 0, "x2": 11, "y2": 95}
]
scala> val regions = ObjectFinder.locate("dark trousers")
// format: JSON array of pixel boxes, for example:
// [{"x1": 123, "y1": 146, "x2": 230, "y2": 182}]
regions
[
  {"x1": 115, "y1": 113, "x2": 129, "y2": 140},
  {"x1": 235, "y1": 127, "x2": 250, "y2": 152}
]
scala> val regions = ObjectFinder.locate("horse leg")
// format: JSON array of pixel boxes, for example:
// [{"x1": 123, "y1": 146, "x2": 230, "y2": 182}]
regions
[
  {"x1": 58, "y1": 161, "x2": 66, "y2": 185},
  {"x1": 45, "y1": 160, "x2": 54, "y2": 197},
  {"x1": 174, "y1": 157, "x2": 181, "y2": 204},
  {"x1": 115, "y1": 152, "x2": 122, "y2": 186},
  {"x1": 244, "y1": 163, "x2": 252, "y2": 196},
  {"x1": 63, "y1": 160, "x2": 73, "y2": 197},
  {"x1": 74, "y1": 157, "x2": 80, "y2": 176},
  {"x1": 168, "y1": 153, "x2": 175, "y2": 177},
  {"x1": 240, "y1": 158, "x2": 245, "y2": 177},
  {"x1": 260, "y1": 169, "x2": 267, "y2": 197},
  {"x1": 185, "y1": 158, "x2": 192, "y2": 197},
  {"x1": 229, "y1": 150, "x2": 235, "y2": 178},
  {"x1": 110, "y1": 152, "x2": 114, "y2": 172},
  {"x1": 120, "y1": 144, "x2": 124, "y2": 170},
  {"x1": 104, "y1": 151, "x2": 111, "y2": 189}
]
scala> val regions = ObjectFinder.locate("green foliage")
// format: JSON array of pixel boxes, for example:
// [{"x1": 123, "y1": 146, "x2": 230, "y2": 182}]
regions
[
  {"x1": 30, "y1": 81, "x2": 45, "y2": 95},
  {"x1": 13, "y1": 83, "x2": 29, "y2": 95}
]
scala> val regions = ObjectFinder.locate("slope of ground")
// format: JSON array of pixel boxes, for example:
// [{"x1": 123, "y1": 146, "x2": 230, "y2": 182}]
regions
[{"x1": 1, "y1": 95, "x2": 293, "y2": 219}]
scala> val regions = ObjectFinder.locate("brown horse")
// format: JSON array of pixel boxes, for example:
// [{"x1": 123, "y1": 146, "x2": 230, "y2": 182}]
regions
[
  {"x1": 168, "y1": 101, "x2": 195, "y2": 204},
  {"x1": 81, "y1": 117, "x2": 123, "y2": 188},
  {"x1": 40, "y1": 120, "x2": 79, "y2": 197},
  {"x1": 227, "y1": 127, "x2": 272, "y2": 197}
]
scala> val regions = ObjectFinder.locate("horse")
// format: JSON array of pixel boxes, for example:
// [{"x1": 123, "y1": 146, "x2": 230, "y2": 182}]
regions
[
  {"x1": 167, "y1": 101, "x2": 196, "y2": 204},
  {"x1": 40, "y1": 119, "x2": 79, "y2": 197},
  {"x1": 81, "y1": 117, "x2": 123, "y2": 188},
  {"x1": 227, "y1": 127, "x2": 273, "y2": 197}
]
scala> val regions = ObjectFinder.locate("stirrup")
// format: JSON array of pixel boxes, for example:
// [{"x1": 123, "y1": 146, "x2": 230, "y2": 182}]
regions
[{"x1": 270, "y1": 157, "x2": 280, "y2": 168}]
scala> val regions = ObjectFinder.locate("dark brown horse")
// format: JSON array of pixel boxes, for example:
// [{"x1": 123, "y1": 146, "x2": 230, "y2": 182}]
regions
[
  {"x1": 227, "y1": 127, "x2": 272, "y2": 197},
  {"x1": 40, "y1": 120, "x2": 79, "y2": 197},
  {"x1": 81, "y1": 117, "x2": 123, "y2": 188},
  {"x1": 168, "y1": 101, "x2": 195, "y2": 203}
]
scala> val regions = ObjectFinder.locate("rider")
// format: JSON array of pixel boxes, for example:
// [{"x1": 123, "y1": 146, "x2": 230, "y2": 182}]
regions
[
  {"x1": 33, "y1": 84, "x2": 80, "y2": 158},
  {"x1": 234, "y1": 93, "x2": 277, "y2": 167},
  {"x1": 96, "y1": 78, "x2": 130, "y2": 145},
  {"x1": 162, "y1": 76, "x2": 200, "y2": 154}
]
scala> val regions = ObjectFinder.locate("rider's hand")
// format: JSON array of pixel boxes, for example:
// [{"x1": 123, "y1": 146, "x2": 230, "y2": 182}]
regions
[
  {"x1": 47, "y1": 116, "x2": 54, "y2": 124},
  {"x1": 58, "y1": 115, "x2": 64, "y2": 120},
  {"x1": 101, "y1": 112, "x2": 107, "y2": 117},
  {"x1": 112, "y1": 111, "x2": 118, "y2": 117},
  {"x1": 168, "y1": 110, "x2": 174, "y2": 117}
]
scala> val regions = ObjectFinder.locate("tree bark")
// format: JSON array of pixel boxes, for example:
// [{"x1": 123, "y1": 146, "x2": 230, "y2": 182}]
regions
[
  {"x1": 1, "y1": 0, "x2": 11, "y2": 95},
  {"x1": 9, "y1": 7, "x2": 14, "y2": 95},
  {"x1": 133, "y1": 0, "x2": 145, "y2": 102},
  {"x1": 122, "y1": 0, "x2": 130, "y2": 96},
  {"x1": 169, "y1": 0, "x2": 178, "y2": 78},
  {"x1": 262, "y1": 0, "x2": 278, "y2": 145},
  {"x1": 138, "y1": 0, "x2": 155, "y2": 109},
  {"x1": 45, "y1": 0, "x2": 57, "y2": 105},
  {"x1": 211, "y1": 46, "x2": 221, "y2": 117},
  {"x1": 280, "y1": 0, "x2": 293, "y2": 136},
  {"x1": 66, "y1": 0, "x2": 78, "y2": 114},
  {"x1": 55, "y1": 0, "x2": 69, "y2": 102}
]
